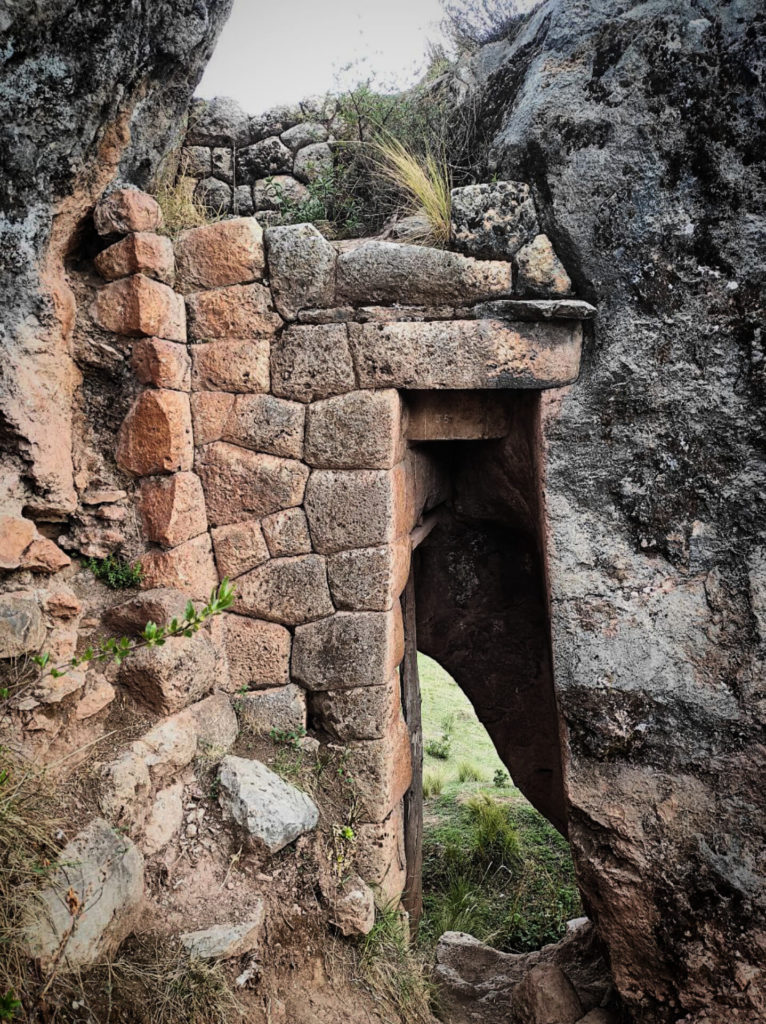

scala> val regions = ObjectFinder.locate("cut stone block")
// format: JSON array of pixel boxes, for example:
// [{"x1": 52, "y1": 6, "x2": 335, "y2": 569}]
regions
[
  {"x1": 233, "y1": 184, "x2": 255, "y2": 216},
  {"x1": 311, "y1": 672, "x2": 401, "y2": 740},
  {"x1": 174, "y1": 218, "x2": 265, "y2": 294},
  {"x1": 253, "y1": 175, "x2": 309, "y2": 211},
  {"x1": 221, "y1": 614, "x2": 291, "y2": 689},
  {"x1": 405, "y1": 390, "x2": 511, "y2": 441},
  {"x1": 91, "y1": 274, "x2": 186, "y2": 341},
  {"x1": 336, "y1": 242, "x2": 513, "y2": 306},
  {"x1": 211, "y1": 520, "x2": 270, "y2": 579},
  {"x1": 292, "y1": 609, "x2": 404, "y2": 691},
  {"x1": 181, "y1": 908, "x2": 266, "y2": 960},
  {"x1": 348, "y1": 319, "x2": 582, "y2": 390},
  {"x1": 236, "y1": 684, "x2": 306, "y2": 734},
  {"x1": 0, "y1": 514, "x2": 37, "y2": 569},
  {"x1": 196, "y1": 443, "x2": 309, "y2": 526},
  {"x1": 327, "y1": 539, "x2": 410, "y2": 612},
  {"x1": 304, "y1": 468, "x2": 405, "y2": 554},
  {"x1": 281, "y1": 121, "x2": 329, "y2": 151},
  {"x1": 191, "y1": 339, "x2": 270, "y2": 393},
  {"x1": 238, "y1": 136, "x2": 293, "y2": 179},
  {"x1": 222, "y1": 394, "x2": 305, "y2": 458},
  {"x1": 95, "y1": 232, "x2": 174, "y2": 285},
  {"x1": 265, "y1": 224, "x2": 337, "y2": 320},
  {"x1": 293, "y1": 142, "x2": 333, "y2": 183},
  {"x1": 355, "y1": 804, "x2": 406, "y2": 904},
  {"x1": 139, "y1": 472, "x2": 207, "y2": 548},
  {"x1": 191, "y1": 391, "x2": 235, "y2": 445},
  {"x1": 186, "y1": 282, "x2": 282, "y2": 340},
  {"x1": 20, "y1": 538, "x2": 70, "y2": 573},
  {"x1": 249, "y1": 104, "x2": 301, "y2": 141},
  {"x1": 261, "y1": 508, "x2": 312, "y2": 557},
  {"x1": 116, "y1": 389, "x2": 193, "y2": 476},
  {"x1": 450, "y1": 181, "x2": 539, "y2": 260},
  {"x1": 104, "y1": 587, "x2": 190, "y2": 635},
  {"x1": 271, "y1": 324, "x2": 356, "y2": 402},
  {"x1": 140, "y1": 533, "x2": 219, "y2": 597},
  {"x1": 345, "y1": 718, "x2": 412, "y2": 822},
  {"x1": 0, "y1": 595, "x2": 45, "y2": 658},
  {"x1": 143, "y1": 782, "x2": 184, "y2": 855},
  {"x1": 194, "y1": 176, "x2": 232, "y2": 215},
  {"x1": 94, "y1": 188, "x2": 162, "y2": 236},
  {"x1": 218, "y1": 755, "x2": 319, "y2": 852},
  {"x1": 187, "y1": 96, "x2": 251, "y2": 147},
  {"x1": 118, "y1": 631, "x2": 218, "y2": 713},
  {"x1": 180, "y1": 146, "x2": 212, "y2": 177},
  {"x1": 515, "y1": 233, "x2": 572, "y2": 297},
  {"x1": 211, "y1": 146, "x2": 234, "y2": 184},
  {"x1": 132, "y1": 338, "x2": 191, "y2": 391},
  {"x1": 234, "y1": 555, "x2": 333, "y2": 626},
  {"x1": 305, "y1": 390, "x2": 403, "y2": 469},
  {"x1": 24, "y1": 819, "x2": 144, "y2": 969},
  {"x1": 510, "y1": 964, "x2": 583, "y2": 1024},
  {"x1": 187, "y1": 691, "x2": 240, "y2": 754}
]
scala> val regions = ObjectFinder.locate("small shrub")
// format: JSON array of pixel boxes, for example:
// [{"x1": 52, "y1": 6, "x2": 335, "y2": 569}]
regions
[
  {"x1": 261, "y1": 169, "x2": 364, "y2": 238},
  {"x1": 493, "y1": 768, "x2": 510, "y2": 788},
  {"x1": 84, "y1": 554, "x2": 143, "y2": 589},
  {"x1": 425, "y1": 734, "x2": 452, "y2": 760},
  {"x1": 423, "y1": 770, "x2": 445, "y2": 798},
  {"x1": 457, "y1": 762, "x2": 483, "y2": 783}
]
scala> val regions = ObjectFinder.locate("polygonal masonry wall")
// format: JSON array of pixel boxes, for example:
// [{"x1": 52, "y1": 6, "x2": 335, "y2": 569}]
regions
[{"x1": 87, "y1": 184, "x2": 593, "y2": 905}]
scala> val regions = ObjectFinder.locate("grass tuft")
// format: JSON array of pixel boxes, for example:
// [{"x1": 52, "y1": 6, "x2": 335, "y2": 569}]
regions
[
  {"x1": 357, "y1": 903, "x2": 433, "y2": 1023},
  {"x1": 373, "y1": 138, "x2": 452, "y2": 247},
  {"x1": 154, "y1": 164, "x2": 219, "y2": 239},
  {"x1": 423, "y1": 770, "x2": 445, "y2": 799},
  {"x1": 457, "y1": 762, "x2": 483, "y2": 784}
]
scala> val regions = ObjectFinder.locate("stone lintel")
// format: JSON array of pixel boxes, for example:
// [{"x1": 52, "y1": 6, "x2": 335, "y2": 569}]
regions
[{"x1": 298, "y1": 298, "x2": 595, "y2": 325}]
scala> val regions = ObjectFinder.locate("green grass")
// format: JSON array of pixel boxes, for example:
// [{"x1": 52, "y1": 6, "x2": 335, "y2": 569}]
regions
[
  {"x1": 83, "y1": 554, "x2": 142, "y2": 589},
  {"x1": 418, "y1": 654, "x2": 581, "y2": 954}
]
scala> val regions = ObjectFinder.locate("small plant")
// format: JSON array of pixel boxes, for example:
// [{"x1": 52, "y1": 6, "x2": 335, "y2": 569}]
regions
[
  {"x1": 269, "y1": 726, "x2": 307, "y2": 750},
  {"x1": 84, "y1": 554, "x2": 143, "y2": 589},
  {"x1": 457, "y1": 762, "x2": 483, "y2": 783},
  {"x1": 426, "y1": 734, "x2": 452, "y2": 760},
  {"x1": 0, "y1": 991, "x2": 21, "y2": 1020},
  {"x1": 373, "y1": 137, "x2": 452, "y2": 247},
  {"x1": 493, "y1": 768, "x2": 510, "y2": 788},
  {"x1": 423, "y1": 769, "x2": 445, "y2": 798},
  {"x1": 464, "y1": 794, "x2": 521, "y2": 872},
  {"x1": 358, "y1": 901, "x2": 433, "y2": 1023}
]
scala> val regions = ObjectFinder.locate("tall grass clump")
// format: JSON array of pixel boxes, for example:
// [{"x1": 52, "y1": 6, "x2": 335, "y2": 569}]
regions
[
  {"x1": 373, "y1": 138, "x2": 452, "y2": 247},
  {"x1": 357, "y1": 903, "x2": 433, "y2": 1024}
]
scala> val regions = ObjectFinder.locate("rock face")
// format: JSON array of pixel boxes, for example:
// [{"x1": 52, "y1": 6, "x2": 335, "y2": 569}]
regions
[{"x1": 448, "y1": 3, "x2": 766, "y2": 1020}]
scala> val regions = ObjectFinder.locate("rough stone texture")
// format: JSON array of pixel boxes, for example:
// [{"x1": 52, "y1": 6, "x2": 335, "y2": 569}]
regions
[
  {"x1": 325, "y1": 874, "x2": 376, "y2": 936},
  {"x1": 304, "y1": 469, "x2": 404, "y2": 554},
  {"x1": 0, "y1": 595, "x2": 45, "y2": 658},
  {"x1": 99, "y1": 752, "x2": 151, "y2": 827},
  {"x1": 94, "y1": 189, "x2": 162, "y2": 236},
  {"x1": 238, "y1": 136, "x2": 293, "y2": 179},
  {"x1": 305, "y1": 390, "x2": 403, "y2": 469},
  {"x1": 118, "y1": 631, "x2": 217, "y2": 713},
  {"x1": 194, "y1": 176, "x2": 232, "y2": 214},
  {"x1": 233, "y1": 184, "x2": 254, "y2": 216},
  {"x1": 22, "y1": 538, "x2": 71, "y2": 573},
  {"x1": 475, "y1": 299, "x2": 597, "y2": 322},
  {"x1": 450, "y1": 181, "x2": 539, "y2": 260},
  {"x1": 515, "y1": 234, "x2": 572, "y2": 298},
  {"x1": 140, "y1": 532, "x2": 219, "y2": 598},
  {"x1": 218, "y1": 754, "x2": 319, "y2": 852},
  {"x1": 191, "y1": 339, "x2": 270, "y2": 393},
  {"x1": 336, "y1": 242, "x2": 513, "y2": 306},
  {"x1": 265, "y1": 224, "x2": 337, "y2": 320},
  {"x1": 234, "y1": 555, "x2": 334, "y2": 626},
  {"x1": 91, "y1": 274, "x2": 186, "y2": 341},
  {"x1": 174, "y1": 218, "x2": 265, "y2": 294},
  {"x1": 24, "y1": 819, "x2": 144, "y2": 969},
  {"x1": 211, "y1": 146, "x2": 233, "y2": 184},
  {"x1": 196, "y1": 443, "x2": 309, "y2": 525},
  {"x1": 249, "y1": 105, "x2": 300, "y2": 141},
  {"x1": 186, "y1": 282, "x2": 282, "y2": 340},
  {"x1": 345, "y1": 719, "x2": 412, "y2": 822},
  {"x1": 354, "y1": 804, "x2": 406, "y2": 905},
  {"x1": 261, "y1": 508, "x2": 312, "y2": 558},
  {"x1": 310, "y1": 672, "x2": 401, "y2": 741},
  {"x1": 104, "y1": 587, "x2": 190, "y2": 635},
  {"x1": 132, "y1": 338, "x2": 191, "y2": 391},
  {"x1": 510, "y1": 964, "x2": 583, "y2": 1024},
  {"x1": 348, "y1": 320, "x2": 582, "y2": 391},
  {"x1": 181, "y1": 909, "x2": 266, "y2": 959},
  {"x1": 327, "y1": 541, "x2": 410, "y2": 612},
  {"x1": 293, "y1": 141, "x2": 333, "y2": 183},
  {"x1": 271, "y1": 324, "x2": 356, "y2": 401},
  {"x1": 191, "y1": 391, "x2": 235, "y2": 445},
  {"x1": 292, "y1": 609, "x2": 404, "y2": 691},
  {"x1": 0, "y1": 515, "x2": 38, "y2": 569},
  {"x1": 281, "y1": 121, "x2": 329, "y2": 152},
  {"x1": 253, "y1": 175, "x2": 309, "y2": 211},
  {"x1": 116, "y1": 388, "x2": 194, "y2": 476},
  {"x1": 406, "y1": 391, "x2": 511, "y2": 441},
  {"x1": 139, "y1": 471, "x2": 207, "y2": 547},
  {"x1": 236, "y1": 684, "x2": 306, "y2": 734},
  {"x1": 211, "y1": 519, "x2": 269, "y2": 579},
  {"x1": 222, "y1": 394, "x2": 305, "y2": 458},
  {"x1": 180, "y1": 146, "x2": 212, "y2": 178},
  {"x1": 221, "y1": 614, "x2": 291, "y2": 689},
  {"x1": 143, "y1": 782, "x2": 184, "y2": 855},
  {"x1": 75, "y1": 678, "x2": 116, "y2": 719},
  {"x1": 186, "y1": 96, "x2": 250, "y2": 147},
  {"x1": 95, "y1": 232, "x2": 175, "y2": 285}
]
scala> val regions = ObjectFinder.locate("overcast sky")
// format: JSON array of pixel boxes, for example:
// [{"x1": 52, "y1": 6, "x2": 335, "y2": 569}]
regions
[{"x1": 197, "y1": 0, "x2": 448, "y2": 111}]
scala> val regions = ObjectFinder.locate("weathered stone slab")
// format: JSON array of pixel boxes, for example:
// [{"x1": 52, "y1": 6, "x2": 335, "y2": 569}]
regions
[
  {"x1": 234, "y1": 555, "x2": 333, "y2": 625},
  {"x1": 98, "y1": 752, "x2": 151, "y2": 827},
  {"x1": 24, "y1": 819, "x2": 144, "y2": 969},
  {"x1": 234, "y1": 184, "x2": 254, "y2": 216},
  {"x1": 305, "y1": 390, "x2": 403, "y2": 469},
  {"x1": 262, "y1": 508, "x2": 312, "y2": 557},
  {"x1": 94, "y1": 188, "x2": 162, "y2": 235},
  {"x1": 116, "y1": 389, "x2": 193, "y2": 476},
  {"x1": 236, "y1": 684, "x2": 306, "y2": 733},
  {"x1": 304, "y1": 469, "x2": 404, "y2": 554},
  {"x1": 191, "y1": 339, "x2": 270, "y2": 392},
  {"x1": 327, "y1": 539, "x2": 410, "y2": 611},
  {"x1": 139, "y1": 472, "x2": 207, "y2": 548},
  {"x1": 271, "y1": 323, "x2": 356, "y2": 402},
  {"x1": 473, "y1": 299, "x2": 596, "y2": 321},
  {"x1": 174, "y1": 218, "x2": 265, "y2": 294},
  {"x1": 191, "y1": 391, "x2": 235, "y2": 445},
  {"x1": 222, "y1": 614, "x2": 291, "y2": 689},
  {"x1": 515, "y1": 234, "x2": 572, "y2": 297},
  {"x1": 348, "y1": 319, "x2": 582, "y2": 390},
  {"x1": 218, "y1": 755, "x2": 319, "y2": 852},
  {"x1": 405, "y1": 391, "x2": 511, "y2": 441},
  {"x1": 95, "y1": 232, "x2": 174, "y2": 285},
  {"x1": 265, "y1": 224, "x2": 337, "y2": 320},
  {"x1": 132, "y1": 338, "x2": 191, "y2": 391},
  {"x1": 0, "y1": 595, "x2": 45, "y2": 658},
  {"x1": 222, "y1": 394, "x2": 305, "y2": 458},
  {"x1": 194, "y1": 177, "x2": 232, "y2": 215},
  {"x1": 181, "y1": 908, "x2": 266, "y2": 959},
  {"x1": 186, "y1": 282, "x2": 282, "y2": 340},
  {"x1": 311, "y1": 672, "x2": 401, "y2": 740},
  {"x1": 292, "y1": 609, "x2": 404, "y2": 691},
  {"x1": 196, "y1": 443, "x2": 309, "y2": 525},
  {"x1": 211, "y1": 519, "x2": 269, "y2": 579},
  {"x1": 345, "y1": 719, "x2": 412, "y2": 822},
  {"x1": 118, "y1": 631, "x2": 217, "y2": 713},
  {"x1": 140, "y1": 533, "x2": 219, "y2": 597},
  {"x1": 91, "y1": 274, "x2": 186, "y2": 341},
  {"x1": 450, "y1": 181, "x2": 539, "y2": 260},
  {"x1": 354, "y1": 804, "x2": 406, "y2": 904},
  {"x1": 297, "y1": 305, "x2": 461, "y2": 325},
  {"x1": 293, "y1": 141, "x2": 333, "y2": 183},
  {"x1": 336, "y1": 242, "x2": 513, "y2": 306}
]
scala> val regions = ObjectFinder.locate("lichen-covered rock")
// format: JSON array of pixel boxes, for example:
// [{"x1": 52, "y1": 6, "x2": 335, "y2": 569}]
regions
[
  {"x1": 450, "y1": 181, "x2": 539, "y2": 260},
  {"x1": 238, "y1": 136, "x2": 293, "y2": 180},
  {"x1": 293, "y1": 141, "x2": 333, "y2": 183},
  {"x1": 261, "y1": 508, "x2": 312, "y2": 558},
  {"x1": 253, "y1": 175, "x2": 309, "y2": 211},
  {"x1": 265, "y1": 224, "x2": 337, "y2": 320},
  {"x1": 211, "y1": 146, "x2": 233, "y2": 184},
  {"x1": 194, "y1": 176, "x2": 232, "y2": 215},
  {"x1": 180, "y1": 146, "x2": 212, "y2": 178},
  {"x1": 249, "y1": 105, "x2": 301, "y2": 141},
  {"x1": 217, "y1": 755, "x2": 319, "y2": 852},
  {"x1": 181, "y1": 907, "x2": 265, "y2": 959},
  {"x1": 233, "y1": 184, "x2": 254, "y2": 216},
  {"x1": 304, "y1": 469, "x2": 404, "y2": 554},
  {"x1": 310, "y1": 672, "x2": 401, "y2": 740},
  {"x1": 326, "y1": 541, "x2": 410, "y2": 611},
  {"x1": 292, "y1": 609, "x2": 404, "y2": 691},
  {"x1": 305, "y1": 390, "x2": 403, "y2": 470},
  {"x1": 174, "y1": 218, "x2": 265, "y2": 294},
  {"x1": 281, "y1": 122, "x2": 329, "y2": 152},
  {"x1": 235, "y1": 684, "x2": 306, "y2": 734},
  {"x1": 186, "y1": 96, "x2": 251, "y2": 147},
  {"x1": 221, "y1": 614, "x2": 291, "y2": 689},
  {"x1": 222, "y1": 393, "x2": 305, "y2": 458},
  {"x1": 514, "y1": 234, "x2": 571, "y2": 297}
]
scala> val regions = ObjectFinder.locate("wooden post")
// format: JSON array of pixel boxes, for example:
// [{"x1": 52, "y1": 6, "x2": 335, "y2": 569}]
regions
[{"x1": 400, "y1": 564, "x2": 423, "y2": 929}]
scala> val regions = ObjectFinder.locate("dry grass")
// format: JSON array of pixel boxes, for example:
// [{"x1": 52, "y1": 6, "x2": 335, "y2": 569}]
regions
[
  {"x1": 154, "y1": 162, "x2": 218, "y2": 239},
  {"x1": 355, "y1": 903, "x2": 435, "y2": 1023},
  {"x1": 373, "y1": 138, "x2": 452, "y2": 247}
]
